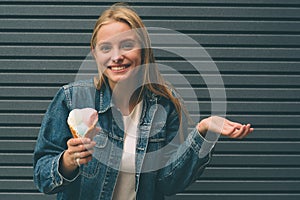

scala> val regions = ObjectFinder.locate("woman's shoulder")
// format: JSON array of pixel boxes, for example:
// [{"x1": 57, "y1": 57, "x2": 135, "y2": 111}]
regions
[
  {"x1": 62, "y1": 79, "x2": 95, "y2": 91},
  {"x1": 145, "y1": 84, "x2": 182, "y2": 107},
  {"x1": 58, "y1": 79, "x2": 99, "y2": 110}
]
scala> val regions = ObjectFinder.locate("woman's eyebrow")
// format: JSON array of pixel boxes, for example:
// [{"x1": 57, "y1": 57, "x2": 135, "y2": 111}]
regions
[
  {"x1": 97, "y1": 41, "x2": 111, "y2": 46},
  {"x1": 97, "y1": 37, "x2": 137, "y2": 46},
  {"x1": 120, "y1": 38, "x2": 136, "y2": 42}
]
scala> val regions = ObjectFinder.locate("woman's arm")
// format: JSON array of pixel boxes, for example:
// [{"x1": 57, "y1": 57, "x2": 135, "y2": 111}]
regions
[
  {"x1": 33, "y1": 88, "x2": 80, "y2": 194},
  {"x1": 156, "y1": 102, "x2": 253, "y2": 195}
]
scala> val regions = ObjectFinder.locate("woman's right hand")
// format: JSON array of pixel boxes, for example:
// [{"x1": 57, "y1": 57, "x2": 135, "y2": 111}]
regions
[{"x1": 59, "y1": 137, "x2": 96, "y2": 179}]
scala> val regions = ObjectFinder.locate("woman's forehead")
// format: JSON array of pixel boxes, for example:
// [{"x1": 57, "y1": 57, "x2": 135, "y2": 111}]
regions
[{"x1": 96, "y1": 21, "x2": 137, "y2": 44}]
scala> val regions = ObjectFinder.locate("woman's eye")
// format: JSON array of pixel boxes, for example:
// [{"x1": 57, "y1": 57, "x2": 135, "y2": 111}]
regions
[
  {"x1": 121, "y1": 42, "x2": 135, "y2": 50},
  {"x1": 99, "y1": 45, "x2": 111, "y2": 53}
]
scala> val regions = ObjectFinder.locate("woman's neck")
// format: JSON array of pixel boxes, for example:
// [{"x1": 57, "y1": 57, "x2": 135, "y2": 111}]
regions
[{"x1": 110, "y1": 81, "x2": 141, "y2": 116}]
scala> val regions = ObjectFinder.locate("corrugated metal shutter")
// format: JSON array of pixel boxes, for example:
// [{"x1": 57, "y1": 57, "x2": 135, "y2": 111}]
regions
[{"x1": 0, "y1": 0, "x2": 299, "y2": 199}]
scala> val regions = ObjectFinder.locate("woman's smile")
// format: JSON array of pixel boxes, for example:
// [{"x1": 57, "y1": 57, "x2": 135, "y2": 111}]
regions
[{"x1": 108, "y1": 63, "x2": 131, "y2": 73}]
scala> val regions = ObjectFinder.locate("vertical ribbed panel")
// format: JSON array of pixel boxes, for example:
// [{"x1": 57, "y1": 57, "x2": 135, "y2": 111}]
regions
[{"x1": 0, "y1": 0, "x2": 299, "y2": 199}]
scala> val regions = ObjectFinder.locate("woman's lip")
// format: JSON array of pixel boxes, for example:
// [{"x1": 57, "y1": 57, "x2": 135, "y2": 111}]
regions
[{"x1": 108, "y1": 64, "x2": 131, "y2": 72}]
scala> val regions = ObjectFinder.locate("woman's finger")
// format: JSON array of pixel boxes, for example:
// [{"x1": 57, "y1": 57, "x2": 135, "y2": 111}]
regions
[
  {"x1": 231, "y1": 124, "x2": 253, "y2": 139},
  {"x1": 75, "y1": 141, "x2": 96, "y2": 152},
  {"x1": 229, "y1": 124, "x2": 246, "y2": 138},
  {"x1": 74, "y1": 149, "x2": 94, "y2": 160},
  {"x1": 77, "y1": 155, "x2": 93, "y2": 166},
  {"x1": 67, "y1": 137, "x2": 91, "y2": 147},
  {"x1": 238, "y1": 124, "x2": 254, "y2": 139}
]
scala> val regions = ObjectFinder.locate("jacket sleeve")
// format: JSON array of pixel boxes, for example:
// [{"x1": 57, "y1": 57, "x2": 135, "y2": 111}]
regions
[
  {"x1": 33, "y1": 87, "x2": 81, "y2": 194},
  {"x1": 156, "y1": 100, "x2": 216, "y2": 196}
]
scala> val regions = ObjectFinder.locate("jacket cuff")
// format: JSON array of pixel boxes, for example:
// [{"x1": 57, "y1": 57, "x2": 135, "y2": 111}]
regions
[
  {"x1": 52, "y1": 151, "x2": 81, "y2": 187},
  {"x1": 188, "y1": 128, "x2": 217, "y2": 158}
]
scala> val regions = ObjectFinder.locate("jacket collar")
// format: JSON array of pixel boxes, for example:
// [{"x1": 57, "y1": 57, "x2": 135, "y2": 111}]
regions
[
  {"x1": 97, "y1": 83, "x2": 158, "y2": 114},
  {"x1": 98, "y1": 83, "x2": 114, "y2": 113}
]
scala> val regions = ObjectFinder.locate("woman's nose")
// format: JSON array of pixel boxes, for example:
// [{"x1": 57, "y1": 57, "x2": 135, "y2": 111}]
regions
[{"x1": 111, "y1": 49, "x2": 124, "y2": 63}]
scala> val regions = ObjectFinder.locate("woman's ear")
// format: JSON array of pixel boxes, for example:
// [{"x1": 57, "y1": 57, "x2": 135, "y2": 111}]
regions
[{"x1": 91, "y1": 48, "x2": 96, "y2": 59}]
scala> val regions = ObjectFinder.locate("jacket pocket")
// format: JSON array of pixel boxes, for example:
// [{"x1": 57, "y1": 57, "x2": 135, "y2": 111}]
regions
[
  {"x1": 149, "y1": 121, "x2": 166, "y2": 138},
  {"x1": 147, "y1": 136, "x2": 166, "y2": 153}
]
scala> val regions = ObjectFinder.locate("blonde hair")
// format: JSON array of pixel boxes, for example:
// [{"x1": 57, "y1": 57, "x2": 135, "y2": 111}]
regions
[{"x1": 91, "y1": 3, "x2": 189, "y2": 141}]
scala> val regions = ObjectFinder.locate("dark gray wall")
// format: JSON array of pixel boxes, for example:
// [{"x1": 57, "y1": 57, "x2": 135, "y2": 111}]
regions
[{"x1": 0, "y1": 0, "x2": 300, "y2": 199}]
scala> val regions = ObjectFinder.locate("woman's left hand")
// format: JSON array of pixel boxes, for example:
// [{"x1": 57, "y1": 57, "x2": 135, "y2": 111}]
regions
[{"x1": 197, "y1": 116, "x2": 254, "y2": 139}]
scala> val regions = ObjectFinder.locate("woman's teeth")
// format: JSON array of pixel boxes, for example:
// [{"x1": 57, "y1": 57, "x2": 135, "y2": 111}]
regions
[
  {"x1": 110, "y1": 64, "x2": 130, "y2": 71},
  {"x1": 111, "y1": 66, "x2": 126, "y2": 71}
]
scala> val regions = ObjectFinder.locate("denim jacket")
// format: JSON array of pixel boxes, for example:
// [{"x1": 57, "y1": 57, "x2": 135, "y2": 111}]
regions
[{"x1": 33, "y1": 79, "x2": 214, "y2": 200}]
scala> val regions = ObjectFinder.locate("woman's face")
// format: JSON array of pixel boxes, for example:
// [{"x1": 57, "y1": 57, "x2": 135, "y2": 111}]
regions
[{"x1": 93, "y1": 21, "x2": 142, "y2": 89}]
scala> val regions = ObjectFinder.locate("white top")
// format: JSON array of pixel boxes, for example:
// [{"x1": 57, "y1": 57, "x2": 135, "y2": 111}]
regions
[{"x1": 112, "y1": 101, "x2": 143, "y2": 200}]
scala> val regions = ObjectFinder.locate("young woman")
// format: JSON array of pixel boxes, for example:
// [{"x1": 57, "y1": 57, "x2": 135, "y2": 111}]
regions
[{"x1": 33, "y1": 3, "x2": 253, "y2": 200}]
